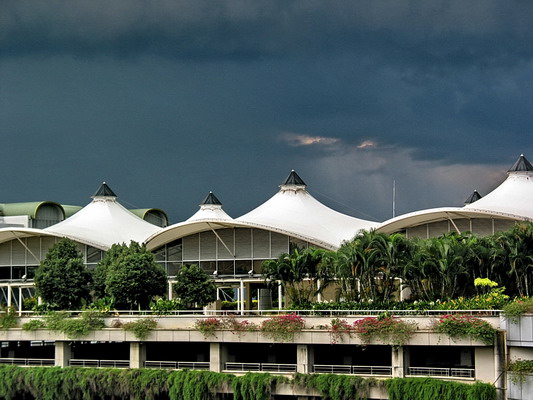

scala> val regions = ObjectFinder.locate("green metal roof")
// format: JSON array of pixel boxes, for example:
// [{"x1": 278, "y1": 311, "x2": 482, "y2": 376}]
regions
[
  {"x1": 0, "y1": 202, "x2": 65, "y2": 219},
  {"x1": 61, "y1": 205, "x2": 83, "y2": 218}
]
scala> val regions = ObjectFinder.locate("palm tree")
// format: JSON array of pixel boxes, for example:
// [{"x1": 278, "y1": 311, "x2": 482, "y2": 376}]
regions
[{"x1": 262, "y1": 247, "x2": 332, "y2": 306}]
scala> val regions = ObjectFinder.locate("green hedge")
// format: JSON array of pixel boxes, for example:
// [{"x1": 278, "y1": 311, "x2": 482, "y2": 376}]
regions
[
  {"x1": 0, "y1": 366, "x2": 497, "y2": 400},
  {"x1": 386, "y1": 377, "x2": 496, "y2": 400}
]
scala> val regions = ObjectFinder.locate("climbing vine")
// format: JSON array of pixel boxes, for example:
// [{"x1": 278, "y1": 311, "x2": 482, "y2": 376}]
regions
[
  {"x1": 386, "y1": 377, "x2": 496, "y2": 400},
  {"x1": 293, "y1": 373, "x2": 372, "y2": 400},
  {"x1": 0, "y1": 366, "x2": 498, "y2": 400}
]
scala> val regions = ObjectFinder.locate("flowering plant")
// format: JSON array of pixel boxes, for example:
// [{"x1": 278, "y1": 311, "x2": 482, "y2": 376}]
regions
[
  {"x1": 434, "y1": 314, "x2": 496, "y2": 345},
  {"x1": 221, "y1": 315, "x2": 258, "y2": 336},
  {"x1": 195, "y1": 317, "x2": 222, "y2": 338},
  {"x1": 328, "y1": 318, "x2": 353, "y2": 344},
  {"x1": 260, "y1": 314, "x2": 305, "y2": 342},
  {"x1": 352, "y1": 313, "x2": 416, "y2": 347}
]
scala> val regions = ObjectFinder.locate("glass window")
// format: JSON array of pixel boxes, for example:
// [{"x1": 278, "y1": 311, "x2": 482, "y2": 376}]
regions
[
  {"x1": 218, "y1": 261, "x2": 234, "y2": 276},
  {"x1": 235, "y1": 260, "x2": 252, "y2": 275},
  {"x1": 167, "y1": 240, "x2": 182, "y2": 262},
  {"x1": 200, "y1": 261, "x2": 216, "y2": 275},
  {"x1": 87, "y1": 246, "x2": 102, "y2": 263}
]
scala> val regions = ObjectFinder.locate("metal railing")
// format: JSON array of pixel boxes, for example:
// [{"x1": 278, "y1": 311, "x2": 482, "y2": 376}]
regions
[
  {"x1": 225, "y1": 362, "x2": 297, "y2": 373},
  {"x1": 313, "y1": 364, "x2": 392, "y2": 376},
  {"x1": 0, "y1": 358, "x2": 54, "y2": 367},
  {"x1": 69, "y1": 359, "x2": 130, "y2": 368},
  {"x1": 408, "y1": 366, "x2": 475, "y2": 378},
  {"x1": 11, "y1": 309, "x2": 501, "y2": 318},
  {"x1": 144, "y1": 361, "x2": 210, "y2": 370}
]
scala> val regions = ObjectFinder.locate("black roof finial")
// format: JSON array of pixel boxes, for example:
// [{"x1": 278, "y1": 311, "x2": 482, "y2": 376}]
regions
[
  {"x1": 282, "y1": 170, "x2": 306, "y2": 186},
  {"x1": 93, "y1": 182, "x2": 117, "y2": 197},
  {"x1": 464, "y1": 190, "x2": 482, "y2": 205},
  {"x1": 201, "y1": 191, "x2": 222, "y2": 206},
  {"x1": 508, "y1": 154, "x2": 533, "y2": 172}
]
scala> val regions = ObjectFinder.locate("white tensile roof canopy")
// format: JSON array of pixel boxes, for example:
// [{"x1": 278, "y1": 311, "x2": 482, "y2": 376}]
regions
[
  {"x1": 376, "y1": 154, "x2": 533, "y2": 234},
  {"x1": 235, "y1": 170, "x2": 379, "y2": 248},
  {"x1": 44, "y1": 183, "x2": 161, "y2": 249}
]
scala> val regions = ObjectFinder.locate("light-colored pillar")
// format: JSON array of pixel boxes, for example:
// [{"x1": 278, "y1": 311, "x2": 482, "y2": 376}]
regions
[
  {"x1": 392, "y1": 346, "x2": 405, "y2": 378},
  {"x1": 239, "y1": 280, "x2": 245, "y2": 315},
  {"x1": 18, "y1": 287, "x2": 23, "y2": 316},
  {"x1": 168, "y1": 281, "x2": 173, "y2": 300},
  {"x1": 7, "y1": 284, "x2": 12, "y2": 308},
  {"x1": 210, "y1": 343, "x2": 227, "y2": 372},
  {"x1": 494, "y1": 331, "x2": 506, "y2": 400},
  {"x1": 130, "y1": 342, "x2": 147, "y2": 369},
  {"x1": 317, "y1": 280, "x2": 322, "y2": 303},
  {"x1": 278, "y1": 282, "x2": 283, "y2": 310},
  {"x1": 55, "y1": 341, "x2": 72, "y2": 367},
  {"x1": 297, "y1": 344, "x2": 314, "y2": 374}
]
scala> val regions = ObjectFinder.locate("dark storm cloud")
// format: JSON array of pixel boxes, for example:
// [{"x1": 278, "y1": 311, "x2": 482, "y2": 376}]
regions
[
  {"x1": 2, "y1": 0, "x2": 533, "y2": 66},
  {"x1": 1, "y1": 1, "x2": 533, "y2": 222}
]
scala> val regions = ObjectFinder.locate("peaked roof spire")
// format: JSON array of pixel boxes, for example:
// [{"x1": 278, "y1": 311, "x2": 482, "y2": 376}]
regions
[
  {"x1": 92, "y1": 182, "x2": 117, "y2": 198},
  {"x1": 201, "y1": 191, "x2": 222, "y2": 206},
  {"x1": 508, "y1": 154, "x2": 533, "y2": 173},
  {"x1": 464, "y1": 190, "x2": 482, "y2": 205},
  {"x1": 282, "y1": 170, "x2": 306, "y2": 186}
]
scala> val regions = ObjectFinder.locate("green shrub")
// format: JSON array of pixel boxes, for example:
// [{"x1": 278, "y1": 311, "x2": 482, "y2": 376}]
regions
[
  {"x1": 0, "y1": 307, "x2": 18, "y2": 330},
  {"x1": 22, "y1": 319, "x2": 47, "y2": 331},
  {"x1": 123, "y1": 318, "x2": 158, "y2": 340},
  {"x1": 386, "y1": 377, "x2": 496, "y2": 400},
  {"x1": 434, "y1": 314, "x2": 496, "y2": 345},
  {"x1": 260, "y1": 314, "x2": 305, "y2": 342},
  {"x1": 195, "y1": 317, "x2": 222, "y2": 338},
  {"x1": 293, "y1": 373, "x2": 371, "y2": 400},
  {"x1": 352, "y1": 313, "x2": 416, "y2": 347},
  {"x1": 508, "y1": 359, "x2": 533, "y2": 383},
  {"x1": 503, "y1": 297, "x2": 533, "y2": 322},
  {"x1": 149, "y1": 298, "x2": 184, "y2": 315}
]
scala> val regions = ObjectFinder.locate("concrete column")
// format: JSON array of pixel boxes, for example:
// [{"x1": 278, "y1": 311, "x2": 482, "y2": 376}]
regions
[
  {"x1": 7, "y1": 284, "x2": 12, "y2": 308},
  {"x1": 494, "y1": 331, "x2": 507, "y2": 400},
  {"x1": 297, "y1": 344, "x2": 314, "y2": 374},
  {"x1": 55, "y1": 341, "x2": 72, "y2": 367},
  {"x1": 130, "y1": 342, "x2": 146, "y2": 369},
  {"x1": 317, "y1": 280, "x2": 322, "y2": 303},
  {"x1": 168, "y1": 281, "x2": 173, "y2": 300},
  {"x1": 278, "y1": 283, "x2": 283, "y2": 310},
  {"x1": 239, "y1": 280, "x2": 245, "y2": 315},
  {"x1": 392, "y1": 346, "x2": 405, "y2": 378},
  {"x1": 210, "y1": 343, "x2": 227, "y2": 373},
  {"x1": 18, "y1": 287, "x2": 23, "y2": 315}
]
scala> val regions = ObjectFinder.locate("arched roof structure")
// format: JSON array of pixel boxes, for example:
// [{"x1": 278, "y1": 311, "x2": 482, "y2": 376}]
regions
[
  {"x1": 145, "y1": 171, "x2": 378, "y2": 250},
  {"x1": 44, "y1": 183, "x2": 161, "y2": 249},
  {"x1": 376, "y1": 154, "x2": 533, "y2": 235}
]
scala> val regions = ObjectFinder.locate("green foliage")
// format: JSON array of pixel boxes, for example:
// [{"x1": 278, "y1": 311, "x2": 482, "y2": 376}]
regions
[
  {"x1": 0, "y1": 306, "x2": 18, "y2": 330},
  {"x1": 22, "y1": 319, "x2": 47, "y2": 330},
  {"x1": 87, "y1": 296, "x2": 116, "y2": 313},
  {"x1": 173, "y1": 264, "x2": 217, "y2": 308},
  {"x1": 167, "y1": 369, "x2": 233, "y2": 400},
  {"x1": 293, "y1": 373, "x2": 371, "y2": 400},
  {"x1": 352, "y1": 313, "x2": 416, "y2": 347},
  {"x1": 34, "y1": 238, "x2": 92, "y2": 310},
  {"x1": 23, "y1": 310, "x2": 105, "y2": 339},
  {"x1": 260, "y1": 314, "x2": 305, "y2": 342},
  {"x1": 434, "y1": 314, "x2": 497, "y2": 345},
  {"x1": 195, "y1": 317, "x2": 222, "y2": 338},
  {"x1": 328, "y1": 318, "x2": 353, "y2": 344},
  {"x1": 262, "y1": 248, "x2": 333, "y2": 306},
  {"x1": 508, "y1": 359, "x2": 533, "y2": 383},
  {"x1": 123, "y1": 318, "x2": 158, "y2": 340},
  {"x1": 386, "y1": 377, "x2": 496, "y2": 400},
  {"x1": 232, "y1": 373, "x2": 286, "y2": 400},
  {"x1": 150, "y1": 298, "x2": 184, "y2": 315},
  {"x1": 96, "y1": 241, "x2": 167, "y2": 309},
  {"x1": 502, "y1": 297, "x2": 533, "y2": 322}
]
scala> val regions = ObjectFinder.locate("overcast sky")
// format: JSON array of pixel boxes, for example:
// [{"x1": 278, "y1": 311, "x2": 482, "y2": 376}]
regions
[{"x1": 1, "y1": 1, "x2": 532, "y2": 223}]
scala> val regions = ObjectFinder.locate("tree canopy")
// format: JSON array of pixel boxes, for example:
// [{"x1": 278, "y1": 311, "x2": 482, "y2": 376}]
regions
[
  {"x1": 95, "y1": 241, "x2": 167, "y2": 309},
  {"x1": 34, "y1": 238, "x2": 92, "y2": 310},
  {"x1": 173, "y1": 264, "x2": 217, "y2": 308}
]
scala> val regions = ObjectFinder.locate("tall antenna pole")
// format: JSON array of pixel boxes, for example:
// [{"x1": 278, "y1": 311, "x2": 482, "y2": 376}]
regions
[{"x1": 392, "y1": 180, "x2": 396, "y2": 218}]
